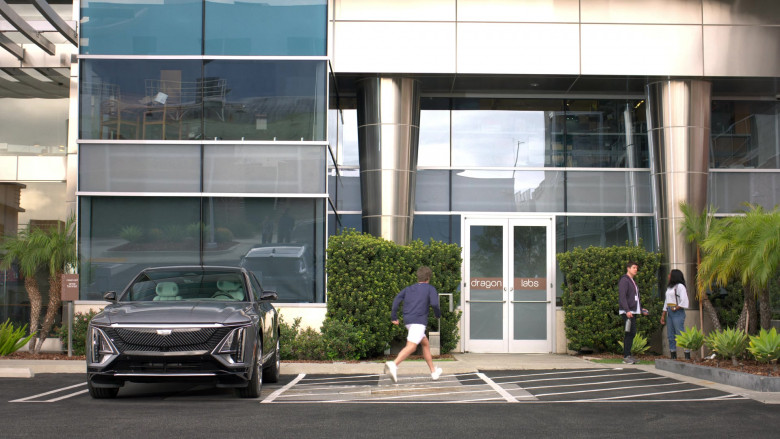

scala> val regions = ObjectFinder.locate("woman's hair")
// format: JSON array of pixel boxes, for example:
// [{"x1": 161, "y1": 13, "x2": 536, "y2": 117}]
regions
[{"x1": 667, "y1": 269, "x2": 686, "y2": 288}]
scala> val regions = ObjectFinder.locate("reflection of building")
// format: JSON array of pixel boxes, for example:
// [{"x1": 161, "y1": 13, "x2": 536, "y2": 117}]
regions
[
  {"x1": 0, "y1": 182, "x2": 25, "y2": 236},
  {"x1": 1, "y1": 1, "x2": 779, "y2": 353}
]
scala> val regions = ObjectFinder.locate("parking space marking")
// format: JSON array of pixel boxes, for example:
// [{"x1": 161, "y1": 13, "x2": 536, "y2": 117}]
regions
[
  {"x1": 573, "y1": 387, "x2": 725, "y2": 402},
  {"x1": 261, "y1": 373, "x2": 305, "y2": 403},
  {"x1": 10, "y1": 382, "x2": 87, "y2": 403},
  {"x1": 477, "y1": 372, "x2": 518, "y2": 402},
  {"x1": 522, "y1": 375, "x2": 669, "y2": 390}
]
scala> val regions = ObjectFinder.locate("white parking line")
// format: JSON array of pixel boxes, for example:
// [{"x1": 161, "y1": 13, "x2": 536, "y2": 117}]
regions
[
  {"x1": 261, "y1": 373, "x2": 305, "y2": 403},
  {"x1": 497, "y1": 370, "x2": 650, "y2": 385},
  {"x1": 574, "y1": 387, "x2": 715, "y2": 401},
  {"x1": 10, "y1": 382, "x2": 87, "y2": 403},
  {"x1": 534, "y1": 381, "x2": 688, "y2": 398},
  {"x1": 477, "y1": 372, "x2": 518, "y2": 403},
  {"x1": 522, "y1": 376, "x2": 668, "y2": 390}
]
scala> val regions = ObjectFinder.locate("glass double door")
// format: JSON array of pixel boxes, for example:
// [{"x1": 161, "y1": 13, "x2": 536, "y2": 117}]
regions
[{"x1": 464, "y1": 217, "x2": 553, "y2": 353}]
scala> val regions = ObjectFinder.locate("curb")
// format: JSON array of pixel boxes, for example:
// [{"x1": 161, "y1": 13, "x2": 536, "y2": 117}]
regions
[
  {"x1": 655, "y1": 359, "x2": 780, "y2": 392},
  {"x1": 0, "y1": 368, "x2": 34, "y2": 378}
]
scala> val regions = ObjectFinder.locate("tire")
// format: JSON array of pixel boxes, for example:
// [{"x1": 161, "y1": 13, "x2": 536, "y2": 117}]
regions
[
  {"x1": 262, "y1": 338, "x2": 280, "y2": 383},
  {"x1": 236, "y1": 344, "x2": 262, "y2": 398},
  {"x1": 88, "y1": 380, "x2": 119, "y2": 399}
]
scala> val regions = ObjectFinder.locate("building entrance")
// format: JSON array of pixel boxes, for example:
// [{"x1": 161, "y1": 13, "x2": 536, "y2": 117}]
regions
[{"x1": 463, "y1": 216, "x2": 554, "y2": 353}]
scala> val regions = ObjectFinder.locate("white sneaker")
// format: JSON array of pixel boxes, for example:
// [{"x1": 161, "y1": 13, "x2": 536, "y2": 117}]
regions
[
  {"x1": 384, "y1": 361, "x2": 398, "y2": 383},
  {"x1": 431, "y1": 367, "x2": 443, "y2": 381}
]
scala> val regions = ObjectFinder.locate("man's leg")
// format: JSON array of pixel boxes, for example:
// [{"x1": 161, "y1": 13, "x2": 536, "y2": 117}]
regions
[
  {"x1": 394, "y1": 341, "x2": 419, "y2": 365},
  {"x1": 420, "y1": 336, "x2": 435, "y2": 372}
]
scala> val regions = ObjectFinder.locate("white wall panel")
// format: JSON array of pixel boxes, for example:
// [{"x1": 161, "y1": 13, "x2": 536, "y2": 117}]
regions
[
  {"x1": 582, "y1": 0, "x2": 702, "y2": 24},
  {"x1": 0, "y1": 156, "x2": 17, "y2": 179},
  {"x1": 704, "y1": 0, "x2": 780, "y2": 25},
  {"x1": 457, "y1": 23, "x2": 579, "y2": 74},
  {"x1": 703, "y1": 25, "x2": 780, "y2": 77},
  {"x1": 334, "y1": 0, "x2": 455, "y2": 21},
  {"x1": 17, "y1": 156, "x2": 66, "y2": 180},
  {"x1": 457, "y1": 0, "x2": 579, "y2": 22},
  {"x1": 581, "y1": 24, "x2": 703, "y2": 75},
  {"x1": 333, "y1": 22, "x2": 456, "y2": 73}
]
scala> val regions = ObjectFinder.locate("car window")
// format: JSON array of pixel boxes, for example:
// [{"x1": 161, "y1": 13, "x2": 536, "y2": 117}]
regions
[
  {"x1": 121, "y1": 270, "x2": 247, "y2": 302},
  {"x1": 248, "y1": 272, "x2": 263, "y2": 301}
]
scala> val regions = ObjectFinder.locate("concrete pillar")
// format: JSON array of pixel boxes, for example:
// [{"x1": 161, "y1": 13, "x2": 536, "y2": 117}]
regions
[
  {"x1": 645, "y1": 79, "x2": 711, "y2": 300},
  {"x1": 355, "y1": 77, "x2": 421, "y2": 245}
]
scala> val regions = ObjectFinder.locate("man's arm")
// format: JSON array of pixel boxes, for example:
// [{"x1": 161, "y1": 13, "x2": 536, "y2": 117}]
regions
[
  {"x1": 391, "y1": 289, "x2": 405, "y2": 322},
  {"x1": 617, "y1": 276, "x2": 630, "y2": 312},
  {"x1": 429, "y1": 286, "x2": 441, "y2": 319}
]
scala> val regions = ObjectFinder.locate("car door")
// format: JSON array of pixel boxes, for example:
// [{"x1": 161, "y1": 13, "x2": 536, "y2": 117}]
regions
[{"x1": 247, "y1": 271, "x2": 276, "y2": 361}]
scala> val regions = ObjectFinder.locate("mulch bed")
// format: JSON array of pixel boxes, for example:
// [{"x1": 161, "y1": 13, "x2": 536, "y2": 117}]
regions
[{"x1": 579, "y1": 352, "x2": 780, "y2": 377}]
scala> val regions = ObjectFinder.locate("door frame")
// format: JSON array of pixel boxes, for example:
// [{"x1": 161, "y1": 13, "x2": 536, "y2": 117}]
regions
[{"x1": 462, "y1": 215, "x2": 556, "y2": 353}]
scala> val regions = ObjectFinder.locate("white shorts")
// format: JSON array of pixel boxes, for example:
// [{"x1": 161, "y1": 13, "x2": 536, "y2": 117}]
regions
[{"x1": 405, "y1": 324, "x2": 427, "y2": 344}]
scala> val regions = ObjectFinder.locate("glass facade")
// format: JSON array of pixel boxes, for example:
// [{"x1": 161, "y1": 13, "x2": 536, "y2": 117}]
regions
[
  {"x1": 77, "y1": 2, "x2": 329, "y2": 302},
  {"x1": 81, "y1": 0, "x2": 327, "y2": 56}
]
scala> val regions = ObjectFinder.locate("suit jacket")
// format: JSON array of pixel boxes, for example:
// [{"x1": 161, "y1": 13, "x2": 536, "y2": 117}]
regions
[{"x1": 618, "y1": 274, "x2": 639, "y2": 313}]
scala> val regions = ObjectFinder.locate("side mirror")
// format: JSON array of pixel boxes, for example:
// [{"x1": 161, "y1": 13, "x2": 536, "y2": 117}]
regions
[
  {"x1": 259, "y1": 290, "x2": 278, "y2": 302},
  {"x1": 103, "y1": 291, "x2": 117, "y2": 302}
]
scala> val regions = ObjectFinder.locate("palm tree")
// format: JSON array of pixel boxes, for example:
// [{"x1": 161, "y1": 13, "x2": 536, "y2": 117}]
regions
[
  {"x1": 679, "y1": 202, "x2": 721, "y2": 331},
  {"x1": 29, "y1": 213, "x2": 78, "y2": 352},
  {"x1": 699, "y1": 204, "x2": 780, "y2": 333},
  {"x1": 0, "y1": 227, "x2": 45, "y2": 352}
]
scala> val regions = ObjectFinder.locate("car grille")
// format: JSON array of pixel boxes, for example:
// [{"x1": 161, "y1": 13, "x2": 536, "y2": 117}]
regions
[{"x1": 105, "y1": 327, "x2": 232, "y2": 352}]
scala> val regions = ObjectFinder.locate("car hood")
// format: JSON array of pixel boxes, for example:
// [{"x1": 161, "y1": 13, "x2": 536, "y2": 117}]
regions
[{"x1": 98, "y1": 302, "x2": 253, "y2": 326}]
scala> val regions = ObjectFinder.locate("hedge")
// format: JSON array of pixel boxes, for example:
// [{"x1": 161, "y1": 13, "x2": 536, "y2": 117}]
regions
[
  {"x1": 557, "y1": 244, "x2": 663, "y2": 353},
  {"x1": 326, "y1": 229, "x2": 462, "y2": 358}
]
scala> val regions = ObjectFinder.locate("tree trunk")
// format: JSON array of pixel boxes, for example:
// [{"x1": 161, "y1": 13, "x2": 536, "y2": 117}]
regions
[
  {"x1": 24, "y1": 276, "x2": 42, "y2": 352},
  {"x1": 736, "y1": 285, "x2": 758, "y2": 334},
  {"x1": 758, "y1": 288, "x2": 772, "y2": 330},
  {"x1": 701, "y1": 294, "x2": 721, "y2": 331},
  {"x1": 36, "y1": 273, "x2": 63, "y2": 354}
]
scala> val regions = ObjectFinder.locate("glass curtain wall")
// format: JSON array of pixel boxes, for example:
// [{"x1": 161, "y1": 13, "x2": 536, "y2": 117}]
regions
[{"x1": 78, "y1": 2, "x2": 329, "y2": 302}]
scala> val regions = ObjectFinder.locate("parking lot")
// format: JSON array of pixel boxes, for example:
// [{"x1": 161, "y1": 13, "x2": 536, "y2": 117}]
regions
[{"x1": 6, "y1": 368, "x2": 745, "y2": 404}]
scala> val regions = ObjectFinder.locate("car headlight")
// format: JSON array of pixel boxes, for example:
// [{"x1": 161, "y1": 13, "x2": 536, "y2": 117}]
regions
[
  {"x1": 88, "y1": 326, "x2": 119, "y2": 365},
  {"x1": 214, "y1": 327, "x2": 247, "y2": 364}
]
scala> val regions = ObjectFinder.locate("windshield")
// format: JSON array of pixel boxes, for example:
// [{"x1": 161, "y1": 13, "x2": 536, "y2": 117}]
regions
[{"x1": 121, "y1": 269, "x2": 247, "y2": 302}]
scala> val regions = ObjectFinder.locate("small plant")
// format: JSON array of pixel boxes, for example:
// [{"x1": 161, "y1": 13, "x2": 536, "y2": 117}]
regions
[
  {"x1": 705, "y1": 327, "x2": 749, "y2": 366},
  {"x1": 321, "y1": 318, "x2": 368, "y2": 361},
  {"x1": 279, "y1": 316, "x2": 326, "y2": 361},
  {"x1": 0, "y1": 319, "x2": 36, "y2": 356},
  {"x1": 675, "y1": 326, "x2": 705, "y2": 354},
  {"x1": 214, "y1": 227, "x2": 234, "y2": 243},
  {"x1": 59, "y1": 310, "x2": 99, "y2": 356},
  {"x1": 618, "y1": 332, "x2": 651, "y2": 356},
  {"x1": 163, "y1": 225, "x2": 187, "y2": 242},
  {"x1": 185, "y1": 222, "x2": 204, "y2": 240},
  {"x1": 119, "y1": 225, "x2": 143, "y2": 242},
  {"x1": 747, "y1": 327, "x2": 780, "y2": 370},
  {"x1": 146, "y1": 228, "x2": 164, "y2": 242}
]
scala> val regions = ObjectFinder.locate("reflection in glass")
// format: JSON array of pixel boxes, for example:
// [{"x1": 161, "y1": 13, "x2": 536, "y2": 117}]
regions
[
  {"x1": 469, "y1": 225, "x2": 504, "y2": 340},
  {"x1": 80, "y1": 0, "x2": 203, "y2": 55},
  {"x1": 205, "y1": 0, "x2": 326, "y2": 55},
  {"x1": 452, "y1": 110, "x2": 546, "y2": 167},
  {"x1": 708, "y1": 172, "x2": 780, "y2": 212},
  {"x1": 452, "y1": 170, "x2": 564, "y2": 212},
  {"x1": 711, "y1": 101, "x2": 779, "y2": 169},
  {"x1": 565, "y1": 171, "x2": 653, "y2": 213},
  {"x1": 413, "y1": 214, "x2": 459, "y2": 245},
  {"x1": 419, "y1": 110, "x2": 451, "y2": 167},
  {"x1": 203, "y1": 60, "x2": 327, "y2": 141},
  {"x1": 514, "y1": 302, "x2": 546, "y2": 340},
  {"x1": 0, "y1": 98, "x2": 68, "y2": 156},
  {"x1": 415, "y1": 170, "x2": 450, "y2": 211}
]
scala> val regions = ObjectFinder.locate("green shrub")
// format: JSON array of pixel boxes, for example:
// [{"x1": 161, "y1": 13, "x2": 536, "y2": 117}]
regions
[
  {"x1": 0, "y1": 319, "x2": 36, "y2": 355},
  {"x1": 326, "y1": 230, "x2": 462, "y2": 358},
  {"x1": 321, "y1": 319, "x2": 368, "y2": 361},
  {"x1": 185, "y1": 222, "x2": 204, "y2": 240},
  {"x1": 59, "y1": 310, "x2": 99, "y2": 356},
  {"x1": 119, "y1": 225, "x2": 143, "y2": 242},
  {"x1": 557, "y1": 243, "x2": 663, "y2": 353},
  {"x1": 163, "y1": 225, "x2": 187, "y2": 242},
  {"x1": 705, "y1": 327, "x2": 749, "y2": 366},
  {"x1": 279, "y1": 316, "x2": 326, "y2": 361},
  {"x1": 146, "y1": 228, "x2": 164, "y2": 242},
  {"x1": 747, "y1": 327, "x2": 780, "y2": 364},
  {"x1": 214, "y1": 227, "x2": 234, "y2": 243},
  {"x1": 675, "y1": 326, "x2": 705, "y2": 352},
  {"x1": 618, "y1": 332, "x2": 651, "y2": 356}
]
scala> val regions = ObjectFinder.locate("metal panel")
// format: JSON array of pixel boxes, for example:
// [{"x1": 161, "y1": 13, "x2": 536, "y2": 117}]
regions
[
  {"x1": 581, "y1": 24, "x2": 702, "y2": 75},
  {"x1": 703, "y1": 25, "x2": 780, "y2": 77},
  {"x1": 457, "y1": 23, "x2": 579, "y2": 74},
  {"x1": 333, "y1": 0, "x2": 455, "y2": 21},
  {"x1": 703, "y1": 0, "x2": 780, "y2": 25},
  {"x1": 457, "y1": 0, "x2": 579, "y2": 22},
  {"x1": 332, "y1": 21, "x2": 456, "y2": 73},
  {"x1": 581, "y1": 0, "x2": 702, "y2": 24}
]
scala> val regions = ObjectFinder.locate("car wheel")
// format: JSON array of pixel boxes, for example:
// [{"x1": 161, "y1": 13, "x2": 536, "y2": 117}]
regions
[
  {"x1": 88, "y1": 380, "x2": 119, "y2": 399},
  {"x1": 237, "y1": 344, "x2": 262, "y2": 398},
  {"x1": 262, "y1": 338, "x2": 280, "y2": 383}
]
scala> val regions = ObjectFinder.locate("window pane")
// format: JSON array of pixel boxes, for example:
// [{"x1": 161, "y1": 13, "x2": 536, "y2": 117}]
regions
[
  {"x1": 711, "y1": 101, "x2": 779, "y2": 169},
  {"x1": 80, "y1": 0, "x2": 202, "y2": 55},
  {"x1": 415, "y1": 170, "x2": 450, "y2": 211},
  {"x1": 413, "y1": 214, "x2": 460, "y2": 245},
  {"x1": 328, "y1": 168, "x2": 361, "y2": 211},
  {"x1": 202, "y1": 198, "x2": 325, "y2": 303},
  {"x1": 0, "y1": 98, "x2": 68, "y2": 156},
  {"x1": 709, "y1": 172, "x2": 780, "y2": 212},
  {"x1": 205, "y1": 0, "x2": 327, "y2": 55},
  {"x1": 202, "y1": 60, "x2": 327, "y2": 141},
  {"x1": 80, "y1": 59, "x2": 202, "y2": 140},
  {"x1": 204, "y1": 144, "x2": 325, "y2": 193},
  {"x1": 80, "y1": 144, "x2": 201, "y2": 192},
  {"x1": 452, "y1": 110, "x2": 547, "y2": 167},
  {"x1": 79, "y1": 197, "x2": 202, "y2": 299},
  {"x1": 565, "y1": 171, "x2": 653, "y2": 213},
  {"x1": 418, "y1": 110, "x2": 451, "y2": 167},
  {"x1": 451, "y1": 169, "x2": 564, "y2": 212}
]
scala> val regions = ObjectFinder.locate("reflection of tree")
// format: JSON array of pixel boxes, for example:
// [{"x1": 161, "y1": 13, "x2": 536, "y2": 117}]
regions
[
  {"x1": 514, "y1": 227, "x2": 546, "y2": 278},
  {"x1": 470, "y1": 226, "x2": 503, "y2": 278}
]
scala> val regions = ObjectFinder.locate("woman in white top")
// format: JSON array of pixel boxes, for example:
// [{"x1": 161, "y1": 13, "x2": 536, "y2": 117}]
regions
[{"x1": 660, "y1": 269, "x2": 690, "y2": 359}]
